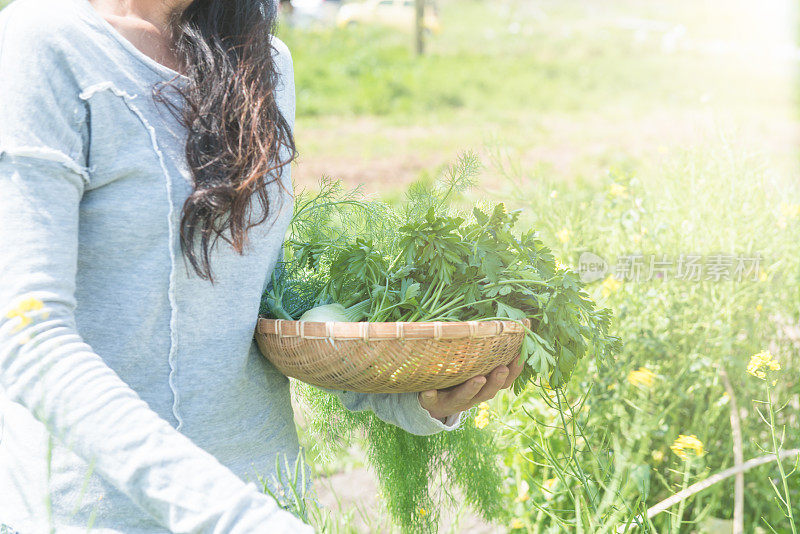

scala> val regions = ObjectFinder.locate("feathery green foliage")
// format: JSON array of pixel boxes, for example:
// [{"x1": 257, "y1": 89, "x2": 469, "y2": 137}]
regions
[{"x1": 294, "y1": 381, "x2": 504, "y2": 534}]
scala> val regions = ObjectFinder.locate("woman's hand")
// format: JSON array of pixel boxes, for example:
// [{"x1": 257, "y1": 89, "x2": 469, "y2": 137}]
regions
[{"x1": 418, "y1": 356, "x2": 525, "y2": 422}]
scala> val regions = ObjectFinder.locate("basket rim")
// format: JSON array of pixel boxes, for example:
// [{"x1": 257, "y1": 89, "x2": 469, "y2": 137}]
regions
[{"x1": 256, "y1": 317, "x2": 531, "y2": 341}]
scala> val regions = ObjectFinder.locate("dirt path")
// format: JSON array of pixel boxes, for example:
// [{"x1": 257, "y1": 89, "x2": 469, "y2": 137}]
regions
[
  {"x1": 313, "y1": 466, "x2": 503, "y2": 533},
  {"x1": 292, "y1": 106, "x2": 799, "y2": 195}
]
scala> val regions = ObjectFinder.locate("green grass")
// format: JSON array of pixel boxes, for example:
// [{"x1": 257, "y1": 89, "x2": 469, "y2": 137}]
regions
[{"x1": 280, "y1": 1, "x2": 788, "y2": 121}]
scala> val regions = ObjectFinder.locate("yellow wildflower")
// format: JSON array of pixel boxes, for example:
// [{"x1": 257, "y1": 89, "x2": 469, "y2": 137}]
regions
[
  {"x1": 601, "y1": 275, "x2": 622, "y2": 297},
  {"x1": 549, "y1": 190, "x2": 558, "y2": 199},
  {"x1": 627, "y1": 367, "x2": 656, "y2": 389},
  {"x1": 514, "y1": 480, "x2": 530, "y2": 503},
  {"x1": 746, "y1": 350, "x2": 780, "y2": 380},
  {"x1": 510, "y1": 518, "x2": 525, "y2": 530},
  {"x1": 756, "y1": 304, "x2": 763, "y2": 312},
  {"x1": 759, "y1": 270, "x2": 768, "y2": 282},
  {"x1": 670, "y1": 434, "x2": 705, "y2": 460},
  {"x1": 5, "y1": 296, "x2": 47, "y2": 333},
  {"x1": 417, "y1": 507, "x2": 427, "y2": 517},
  {"x1": 609, "y1": 183, "x2": 627, "y2": 197},
  {"x1": 556, "y1": 228, "x2": 570, "y2": 244},
  {"x1": 473, "y1": 414, "x2": 489, "y2": 429},
  {"x1": 474, "y1": 402, "x2": 491, "y2": 429}
]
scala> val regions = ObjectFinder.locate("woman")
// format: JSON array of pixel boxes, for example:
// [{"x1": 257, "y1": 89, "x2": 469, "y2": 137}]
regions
[{"x1": 0, "y1": 0, "x2": 523, "y2": 531}]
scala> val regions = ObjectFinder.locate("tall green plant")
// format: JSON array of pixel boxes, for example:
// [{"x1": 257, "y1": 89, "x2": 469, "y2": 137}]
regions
[{"x1": 488, "y1": 141, "x2": 800, "y2": 531}]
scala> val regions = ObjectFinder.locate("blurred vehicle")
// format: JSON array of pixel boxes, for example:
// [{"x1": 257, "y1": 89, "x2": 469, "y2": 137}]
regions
[
  {"x1": 288, "y1": 0, "x2": 342, "y2": 27},
  {"x1": 337, "y1": 0, "x2": 441, "y2": 34}
]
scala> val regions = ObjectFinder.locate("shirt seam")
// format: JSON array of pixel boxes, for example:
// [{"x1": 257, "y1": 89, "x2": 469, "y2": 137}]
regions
[
  {"x1": 78, "y1": 82, "x2": 184, "y2": 430},
  {"x1": 0, "y1": 147, "x2": 91, "y2": 187}
]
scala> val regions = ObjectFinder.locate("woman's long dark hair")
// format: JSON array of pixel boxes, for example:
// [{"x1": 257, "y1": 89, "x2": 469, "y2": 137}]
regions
[{"x1": 157, "y1": 0, "x2": 297, "y2": 283}]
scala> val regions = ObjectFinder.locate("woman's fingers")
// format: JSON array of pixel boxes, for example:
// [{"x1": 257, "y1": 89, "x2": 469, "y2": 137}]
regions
[
  {"x1": 503, "y1": 356, "x2": 524, "y2": 389},
  {"x1": 421, "y1": 377, "x2": 484, "y2": 419},
  {"x1": 444, "y1": 376, "x2": 486, "y2": 406},
  {"x1": 420, "y1": 359, "x2": 525, "y2": 421},
  {"x1": 473, "y1": 366, "x2": 509, "y2": 402},
  {"x1": 419, "y1": 389, "x2": 438, "y2": 410}
]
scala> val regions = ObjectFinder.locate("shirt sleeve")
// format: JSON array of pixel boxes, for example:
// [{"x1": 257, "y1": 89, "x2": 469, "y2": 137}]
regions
[
  {"x1": 330, "y1": 390, "x2": 464, "y2": 436},
  {"x1": 0, "y1": 10, "x2": 312, "y2": 534}
]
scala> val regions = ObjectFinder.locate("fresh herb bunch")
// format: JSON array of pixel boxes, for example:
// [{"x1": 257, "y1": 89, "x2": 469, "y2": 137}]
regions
[
  {"x1": 262, "y1": 152, "x2": 620, "y2": 390},
  {"x1": 259, "y1": 153, "x2": 620, "y2": 532}
]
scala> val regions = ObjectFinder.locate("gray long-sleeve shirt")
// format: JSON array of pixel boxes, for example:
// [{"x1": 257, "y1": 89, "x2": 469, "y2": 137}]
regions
[{"x1": 0, "y1": 0, "x2": 460, "y2": 532}]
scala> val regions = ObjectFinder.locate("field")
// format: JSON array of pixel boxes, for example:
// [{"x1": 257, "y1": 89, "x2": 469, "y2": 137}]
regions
[
  {"x1": 1, "y1": 0, "x2": 798, "y2": 532},
  {"x1": 279, "y1": 0, "x2": 800, "y2": 532}
]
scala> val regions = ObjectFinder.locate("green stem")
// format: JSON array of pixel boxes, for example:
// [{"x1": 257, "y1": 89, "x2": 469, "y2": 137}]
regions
[
  {"x1": 268, "y1": 302, "x2": 295, "y2": 321},
  {"x1": 386, "y1": 249, "x2": 406, "y2": 273},
  {"x1": 424, "y1": 297, "x2": 497, "y2": 321},
  {"x1": 345, "y1": 299, "x2": 371, "y2": 322},
  {"x1": 406, "y1": 310, "x2": 421, "y2": 322},
  {"x1": 417, "y1": 280, "x2": 438, "y2": 309},
  {"x1": 554, "y1": 389, "x2": 598, "y2": 517},
  {"x1": 485, "y1": 279, "x2": 551, "y2": 288},
  {"x1": 375, "y1": 277, "x2": 391, "y2": 318},
  {"x1": 406, "y1": 282, "x2": 445, "y2": 322},
  {"x1": 371, "y1": 300, "x2": 408, "y2": 322},
  {"x1": 767, "y1": 384, "x2": 797, "y2": 533},
  {"x1": 289, "y1": 239, "x2": 349, "y2": 254},
  {"x1": 422, "y1": 281, "x2": 447, "y2": 314},
  {"x1": 671, "y1": 461, "x2": 691, "y2": 534},
  {"x1": 417, "y1": 294, "x2": 466, "y2": 320},
  {"x1": 398, "y1": 278, "x2": 550, "y2": 322}
]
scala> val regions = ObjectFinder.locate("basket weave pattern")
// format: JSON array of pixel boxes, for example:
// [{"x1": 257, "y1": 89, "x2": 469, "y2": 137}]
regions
[{"x1": 255, "y1": 318, "x2": 530, "y2": 393}]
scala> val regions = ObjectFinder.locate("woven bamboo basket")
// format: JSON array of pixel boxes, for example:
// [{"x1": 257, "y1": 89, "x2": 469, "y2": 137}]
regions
[{"x1": 254, "y1": 317, "x2": 530, "y2": 393}]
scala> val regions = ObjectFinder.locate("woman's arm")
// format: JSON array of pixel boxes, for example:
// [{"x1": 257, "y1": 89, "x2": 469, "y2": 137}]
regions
[
  {"x1": 0, "y1": 158, "x2": 312, "y2": 533},
  {"x1": 326, "y1": 359, "x2": 523, "y2": 436},
  {"x1": 330, "y1": 389, "x2": 464, "y2": 435},
  {"x1": 0, "y1": 13, "x2": 312, "y2": 534}
]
